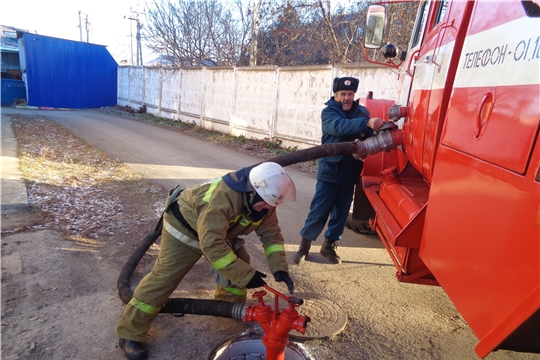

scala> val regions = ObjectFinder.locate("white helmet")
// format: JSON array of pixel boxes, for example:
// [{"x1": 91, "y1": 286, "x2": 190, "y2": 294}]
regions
[{"x1": 249, "y1": 162, "x2": 296, "y2": 207}]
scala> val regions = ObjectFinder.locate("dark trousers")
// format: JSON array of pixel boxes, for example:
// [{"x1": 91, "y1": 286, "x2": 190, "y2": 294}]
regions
[{"x1": 300, "y1": 180, "x2": 355, "y2": 242}]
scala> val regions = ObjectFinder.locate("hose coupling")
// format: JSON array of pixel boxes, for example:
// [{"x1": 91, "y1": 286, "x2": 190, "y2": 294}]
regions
[
  {"x1": 388, "y1": 104, "x2": 407, "y2": 121},
  {"x1": 354, "y1": 124, "x2": 403, "y2": 160}
]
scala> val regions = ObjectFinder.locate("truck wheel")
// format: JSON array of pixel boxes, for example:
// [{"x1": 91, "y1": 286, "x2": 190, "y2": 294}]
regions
[{"x1": 345, "y1": 216, "x2": 375, "y2": 235}]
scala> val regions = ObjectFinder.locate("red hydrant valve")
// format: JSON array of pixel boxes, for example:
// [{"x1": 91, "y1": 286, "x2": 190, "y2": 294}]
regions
[{"x1": 242, "y1": 285, "x2": 311, "y2": 360}]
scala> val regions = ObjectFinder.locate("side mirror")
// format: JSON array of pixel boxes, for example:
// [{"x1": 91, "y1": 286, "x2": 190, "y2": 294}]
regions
[{"x1": 365, "y1": 5, "x2": 386, "y2": 49}]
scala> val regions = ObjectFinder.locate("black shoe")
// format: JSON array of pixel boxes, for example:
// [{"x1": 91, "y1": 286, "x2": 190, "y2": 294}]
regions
[
  {"x1": 320, "y1": 238, "x2": 341, "y2": 264},
  {"x1": 119, "y1": 338, "x2": 148, "y2": 360},
  {"x1": 293, "y1": 237, "x2": 312, "y2": 264}
]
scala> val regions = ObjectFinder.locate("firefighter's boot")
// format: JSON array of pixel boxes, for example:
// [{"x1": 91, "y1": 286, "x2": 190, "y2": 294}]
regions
[
  {"x1": 320, "y1": 238, "x2": 342, "y2": 264},
  {"x1": 118, "y1": 338, "x2": 148, "y2": 360},
  {"x1": 293, "y1": 237, "x2": 312, "y2": 264}
]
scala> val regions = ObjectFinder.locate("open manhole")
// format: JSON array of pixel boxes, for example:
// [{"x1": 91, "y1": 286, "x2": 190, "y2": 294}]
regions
[{"x1": 208, "y1": 334, "x2": 313, "y2": 360}]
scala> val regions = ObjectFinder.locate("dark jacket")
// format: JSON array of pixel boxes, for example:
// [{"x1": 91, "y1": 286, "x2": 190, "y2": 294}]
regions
[{"x1": 317, "y1": 97, "x2": 373, "y2": 186}]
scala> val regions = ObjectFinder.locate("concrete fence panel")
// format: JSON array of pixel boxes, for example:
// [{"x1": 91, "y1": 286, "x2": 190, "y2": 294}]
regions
[
  {"x1": 130, "y1": 67, "x2": 145, "y2": 106},
  {"x1": 179, "y1": 68, "x2": 204, "y2": 125},
  {"x1": 145, "y1": 68, "x2": 161, "y2": 112},
  {"x1": 202, "y1": 67, "x2": 236, "y2": 133},
  {"x1": 117, "y1": 64, "x2": 397, "y2": 148},
  {"x1": 161, "y1": 68, "x2": 181, "y2": 119},
  {"x1": 276, "y1": 66, "x2": 334, "y2": 147},
  {"x1": 117, "y1": 69, "x2": 129, "y2": 104},
  {"x1": 232, "y1": 67, "x2": 278, "y2": 140}
]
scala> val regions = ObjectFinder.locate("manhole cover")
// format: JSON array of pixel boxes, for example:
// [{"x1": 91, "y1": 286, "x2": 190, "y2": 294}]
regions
[
  {"x1": 287, "y1": 292, "x2": 348, "y2": 340},
  {"x1": 208, "y1": 334, "x2": 312, "y2": 360}
]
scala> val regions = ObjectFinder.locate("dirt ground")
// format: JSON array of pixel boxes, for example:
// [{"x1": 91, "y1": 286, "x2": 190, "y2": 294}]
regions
[{"x1": 2, "y1": 111, "x2": 539, "y2": 360}]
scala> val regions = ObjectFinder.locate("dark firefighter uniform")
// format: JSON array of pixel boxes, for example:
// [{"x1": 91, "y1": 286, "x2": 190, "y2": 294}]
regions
[
  {"x1": 116, "y1": 168, "x2": 289, "y2": 342},
  {"x1": 300, "y1": 96, "x2": 374, "y2": 241}
]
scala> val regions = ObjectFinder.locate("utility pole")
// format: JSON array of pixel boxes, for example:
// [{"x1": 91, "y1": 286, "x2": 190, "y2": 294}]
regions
[
  {"x1": 130, "y1": 21, "x2": 134, "y2": 65},
  {"x1": 78, "y1": 11, "x2": 83, "y2": 42},
  {"x1": 85, "y1": 14, "x2": 90, "y2": 43},
  {"x1": 128, "y1": 9, "x2": 144, "y2": 66},
  {"x1": 249, "y1": 0, "x2": 260, "y2": 66},
  {"x1": 136, "y1": 19, "x2": 142, "y2": 65},
  {"x1": 78, "y1": 11, "x2": 90, "y2": 43}
]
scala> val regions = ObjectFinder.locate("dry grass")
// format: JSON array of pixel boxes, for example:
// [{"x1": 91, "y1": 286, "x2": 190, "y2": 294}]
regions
[
  {"x1": 9, "y1": 114, "x2": 165, "y2": 241},
  {"x1": 15, "y1": 116, "x2": 141, "y2": 187}
]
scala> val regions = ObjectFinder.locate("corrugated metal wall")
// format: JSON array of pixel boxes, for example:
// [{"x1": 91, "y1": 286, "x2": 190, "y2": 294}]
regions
[
  {"x1": 1, "y1": 79, "x2": 26, "y2": 106},
  {"x1": 22, "y1": 33, "x2": 117, "y2": 109}
]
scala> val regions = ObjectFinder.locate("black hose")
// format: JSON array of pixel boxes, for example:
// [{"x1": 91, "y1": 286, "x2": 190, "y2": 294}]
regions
[
  {"x1": 117, "y1": 142, "x2": 360, "y2": 318},
  {"x1": 252, "y1": 141, "x2": 358, "y2": 168},
  {"x1": 117, "y1": 217, "x2": 163, "y2": 304},
  {"x1": 161, "y1": 298, "x2": 246, "y2": 320}
]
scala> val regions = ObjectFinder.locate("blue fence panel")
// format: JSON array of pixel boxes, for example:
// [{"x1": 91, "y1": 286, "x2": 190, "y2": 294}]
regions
[{"x1": 1, "y1": 79, "x2": 26, "y2": 106}]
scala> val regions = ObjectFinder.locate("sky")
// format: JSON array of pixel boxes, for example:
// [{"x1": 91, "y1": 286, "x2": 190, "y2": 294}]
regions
[
  {"x1": 0, "y1": 0, "x2": 154, "y2": 64},
  {"x1": 1, "y1": 0, "x2": 358, "y2": 65}
]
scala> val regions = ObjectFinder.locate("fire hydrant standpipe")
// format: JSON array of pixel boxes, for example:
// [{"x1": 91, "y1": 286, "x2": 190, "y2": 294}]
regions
[{"x1": 242, "y1": 285, "x2": 311, "y2": 360}]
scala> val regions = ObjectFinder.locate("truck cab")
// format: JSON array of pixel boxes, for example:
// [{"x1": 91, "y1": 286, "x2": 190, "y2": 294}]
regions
[{"x1": 357, "y1": 1, "x2": 540, "y2": 357}]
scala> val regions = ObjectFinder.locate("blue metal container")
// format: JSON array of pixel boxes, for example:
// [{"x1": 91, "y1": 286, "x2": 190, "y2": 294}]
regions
[
  {"x1": 21, "y1": 33, "x2": 117, "y2": 109},
  {"x1": 1, "y1": 79, "x2": 26, "y2": 106}
]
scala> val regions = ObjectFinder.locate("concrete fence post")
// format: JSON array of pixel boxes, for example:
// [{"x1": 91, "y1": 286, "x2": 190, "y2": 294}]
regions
[
  {"x1": 177, "y1": 68, "x2": 182, "y2": 119},
  {"x1": 158, "y1": 67, "x2": 163, "y2": 117},
  {"x1": 271, "y1": 67, "x2": 281, "y2": 140}
]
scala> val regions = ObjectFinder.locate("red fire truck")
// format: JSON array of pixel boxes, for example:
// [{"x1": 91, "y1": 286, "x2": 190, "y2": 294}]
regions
[{"x1": 355, "y1": 0, "x2": 540, "y2": 357}]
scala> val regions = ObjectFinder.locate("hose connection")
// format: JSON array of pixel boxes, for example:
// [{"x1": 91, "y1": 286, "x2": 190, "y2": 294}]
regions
[
  {"x1": 388, "y1": 104, "x2": 407, "y2": 121},
  {"x1": 354, "y1": 122, "x2": 404, "y2": 160}
]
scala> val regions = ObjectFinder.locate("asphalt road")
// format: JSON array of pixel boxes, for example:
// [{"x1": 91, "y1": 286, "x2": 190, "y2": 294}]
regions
[{"x1": 3, "y1": 107, "x2": 537, "y2": 360}]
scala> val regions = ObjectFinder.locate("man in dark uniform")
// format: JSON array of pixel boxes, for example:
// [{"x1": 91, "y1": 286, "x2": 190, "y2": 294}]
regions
[{"x1": 293, "y1": 76, "x2": 383, "y2": 265}]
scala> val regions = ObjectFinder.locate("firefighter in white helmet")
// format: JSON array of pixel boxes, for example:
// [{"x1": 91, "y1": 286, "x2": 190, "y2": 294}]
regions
[{"x1": 116, "y1": 162, "x2": 296, "y2": 360}]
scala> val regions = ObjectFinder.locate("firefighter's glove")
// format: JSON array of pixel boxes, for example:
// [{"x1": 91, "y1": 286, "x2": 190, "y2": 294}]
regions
[
  {"x1": 274, "y1": 270, "x2": 294, "y2": 294},
  {"x1": 246, "y1": 270, "x2": 267, "y2": 289}
]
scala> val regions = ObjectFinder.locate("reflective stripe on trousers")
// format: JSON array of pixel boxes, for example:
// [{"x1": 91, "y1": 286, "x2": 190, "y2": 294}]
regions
[{"x1": 116, "y1": 220, "x2": 202, "y2": 342}]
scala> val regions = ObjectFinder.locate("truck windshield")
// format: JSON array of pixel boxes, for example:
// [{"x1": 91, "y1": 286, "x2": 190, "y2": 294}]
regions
[{"x1": 411, "y1": 1, "x2": 429, "y2": 48}]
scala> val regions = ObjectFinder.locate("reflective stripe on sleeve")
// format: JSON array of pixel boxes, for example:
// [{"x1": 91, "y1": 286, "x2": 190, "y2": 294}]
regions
[
  {"x1": 224, "y1": 287, "x2": 247, "y2": 296},
  {"x1": 203, "y1": 179, "x2": 221, "y2": 202},
  {"x1": 238, "y1": 214, "x2": 252, "y2": 227},
  {"x1": 265, "y1": 244, "x2": 285, "y2": 257},
  {"x1": 212, "y1": 251, "x2": 237, "y2": 270},
  {"x1": 129, "y1": 297, "x2": 160, "y2": 315}
]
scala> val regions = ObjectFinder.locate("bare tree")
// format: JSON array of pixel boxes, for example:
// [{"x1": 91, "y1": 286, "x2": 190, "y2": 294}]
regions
[
  {"x1": 256, "y1": 0, "x2": 370, "y2": 65},
  {"x1": 313, "y1": 0, "x2": 370, "y2": 64},
  {"x1": 142, "y1": 0, "x2": 417, "y2": 67},
  {"x1": 144, "y1": 0, "x2": 252, "y2": 66}
]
